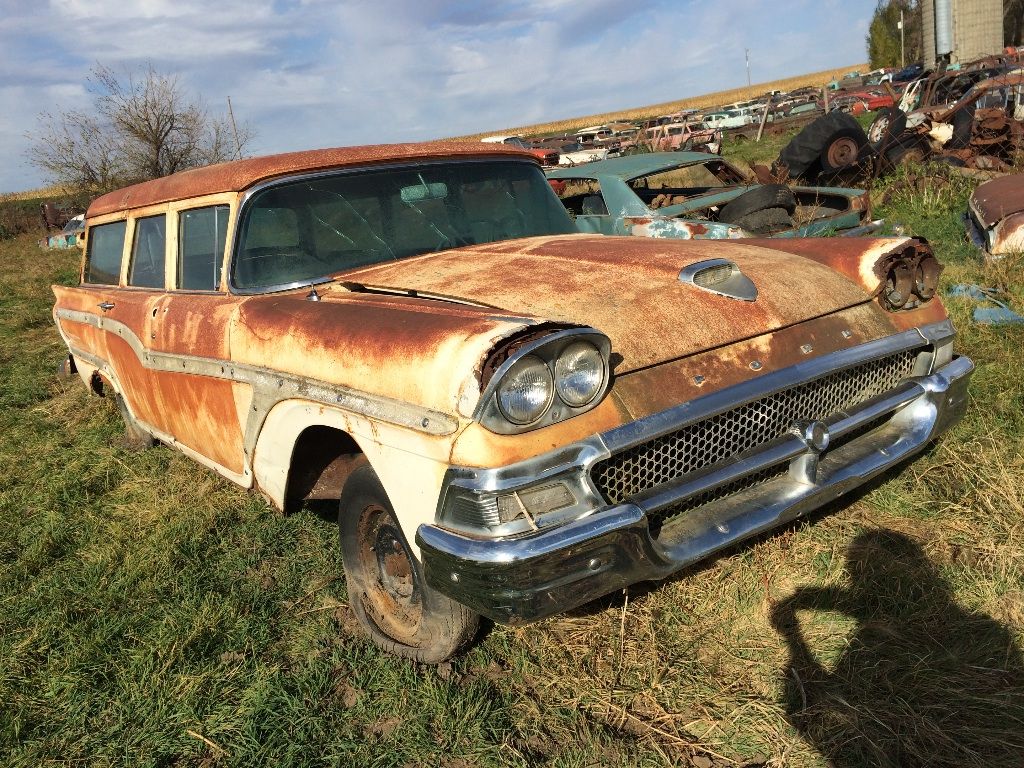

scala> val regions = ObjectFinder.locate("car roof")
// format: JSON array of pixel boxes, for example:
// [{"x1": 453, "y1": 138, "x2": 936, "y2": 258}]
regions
[
  {"x1": 87, "y1": 141, "x2": 534, "y2": 218},
  {"x1": 546, "y1": 152, "x2": 718, "y2": 180}
]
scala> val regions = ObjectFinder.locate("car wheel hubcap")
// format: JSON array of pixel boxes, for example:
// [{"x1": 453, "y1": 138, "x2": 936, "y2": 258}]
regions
[{"x1": 356, "y1": 504, "x2": 422, "y2": 642}]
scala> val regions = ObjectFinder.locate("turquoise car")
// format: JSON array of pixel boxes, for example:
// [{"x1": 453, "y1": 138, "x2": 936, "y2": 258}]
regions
[{"x1": 547, "y1": 153, "x2": 879, "y2": 240}]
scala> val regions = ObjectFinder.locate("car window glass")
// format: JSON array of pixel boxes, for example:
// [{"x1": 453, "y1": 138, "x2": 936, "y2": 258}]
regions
[
  {"x1": 233, "y1": 161, "x2": 575, "y2": 291},
  {"x1": 84, "y1": 220, "x2": 126, "y2": 285},
  {"x1": 178, "y1": 205, "x2": 229, "y2": 291},
  {"x1": 633, "y1": 161, "x2": 744, "y2": 192},
  {"x1": 550, "y1": 178, "x2": 607, "y2": 216},
  {"x1": 976, "y1": 87, "x2": 1007, "y2": 110},
  {"x1": 128, "y1": 215, "x2": 166, "y2": 289}
]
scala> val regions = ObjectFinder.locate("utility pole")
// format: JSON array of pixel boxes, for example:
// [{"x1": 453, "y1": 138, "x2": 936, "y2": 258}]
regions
[
  {"x1": 745, "y1": 48, "x2": 751, "y2": 87},
  {"x1": 898, "y1": 10, "x2": 905, "y2": 68},
  {"x1": 227, "y1": 96, "x2": 242, "y2": 159}
]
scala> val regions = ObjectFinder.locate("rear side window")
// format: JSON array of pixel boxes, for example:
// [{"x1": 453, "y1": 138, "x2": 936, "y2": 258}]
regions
[
  {"x1": 128, "y1": 215, "x2": 167, "y2": 288},
  {"x1": 84, "y1": 221, "x2": 126, "y2": 285},
  {"x1": 178, "y1": 205, "x2": 229, "y2": 291}
]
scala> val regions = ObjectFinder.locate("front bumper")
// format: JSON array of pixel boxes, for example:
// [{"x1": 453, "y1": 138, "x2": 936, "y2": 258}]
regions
[{"x1": 416, "y1": 347, "x2": 973, "y2": 625}]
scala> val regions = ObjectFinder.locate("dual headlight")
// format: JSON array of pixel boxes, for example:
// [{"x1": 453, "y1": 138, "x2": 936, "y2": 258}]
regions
[{"x1": 478, "y1": 330, "x2": 611, "y2": 434}]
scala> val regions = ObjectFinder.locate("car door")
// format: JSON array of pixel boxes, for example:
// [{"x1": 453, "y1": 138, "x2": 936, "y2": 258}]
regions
[
  {"x1": 143, "y1": 200, "x2": 250, "y2": 483},
  {"x1": 53, "y1": 217, "x2": 130, "y2": 391}
]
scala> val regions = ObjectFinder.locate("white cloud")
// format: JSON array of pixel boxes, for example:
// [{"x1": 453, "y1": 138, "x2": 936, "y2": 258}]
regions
[{"x1": 1, "y1": 0, "x2": 877, "y2": 192}]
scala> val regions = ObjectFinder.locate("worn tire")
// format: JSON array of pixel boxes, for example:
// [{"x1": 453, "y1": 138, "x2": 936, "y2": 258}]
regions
[
  {"x1": 339, "y1": 464, "x2": 478, "y2": 663},
  {"x1": 732, "y1": 206, "x2": 793, "y2": 235},
  {"x1": 868, "y1": 107, "x2": 907, "y2": 148},
  {"x1": 946, "y1": 101, "x2": 976, "y2": 150},
  {"x1": 884, "y1": 136, "x2": 929, "y2": 168},
  {"x1": 718, "y1": 185, "x2": 796, "y2": 224},
  {"x1": 777, "y1": 111, "x2": 870, "y2": 181}
]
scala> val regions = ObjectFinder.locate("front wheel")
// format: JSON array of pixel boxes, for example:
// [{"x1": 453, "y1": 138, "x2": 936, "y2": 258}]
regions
[{"x1": 338, "y1": 464, "x2": 478, "y2": 662}]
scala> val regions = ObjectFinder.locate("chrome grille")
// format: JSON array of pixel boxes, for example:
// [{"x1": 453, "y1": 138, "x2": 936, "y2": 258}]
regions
[{"x1": 591, "y1": 349, "x2": 919, "y2": 505}]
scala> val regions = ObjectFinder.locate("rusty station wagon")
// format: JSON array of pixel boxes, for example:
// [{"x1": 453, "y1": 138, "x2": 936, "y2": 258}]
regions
[{"x1": 53, "y1": 142, "x2": 973, "y2": 662}]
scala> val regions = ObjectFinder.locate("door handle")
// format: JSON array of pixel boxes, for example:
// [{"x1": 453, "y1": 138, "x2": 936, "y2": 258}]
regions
[{"x1": 98, "y1": 302, "x2": 115, "y2": 311}]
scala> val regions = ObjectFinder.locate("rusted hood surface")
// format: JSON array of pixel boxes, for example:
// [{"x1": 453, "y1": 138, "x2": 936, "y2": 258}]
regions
[
  {"x1": 971, "y1": 173, "x2": 1024, "y2": 227},
  {"x1": 336, "y1": 235, "x2": 883, "y2": 372},
  {"x1": 230, "y1": 293, "x2": 527, "y2": 417}
]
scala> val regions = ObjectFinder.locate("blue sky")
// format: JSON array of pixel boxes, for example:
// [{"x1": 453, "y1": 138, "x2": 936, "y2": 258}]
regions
[{"x1": 0, "y1": 0, "x2": 875, "y2": 192}]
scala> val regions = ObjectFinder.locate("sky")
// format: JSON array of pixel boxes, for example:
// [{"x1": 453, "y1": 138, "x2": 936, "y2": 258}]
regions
[{"x1": 0, "y1": 0, "x2": 875, "y2": 193}]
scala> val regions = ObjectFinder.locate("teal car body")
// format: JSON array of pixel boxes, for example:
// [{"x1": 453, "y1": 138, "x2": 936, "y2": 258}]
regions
[{"x1": 547, "y1": 153, "x2": 872, "y2": 240}]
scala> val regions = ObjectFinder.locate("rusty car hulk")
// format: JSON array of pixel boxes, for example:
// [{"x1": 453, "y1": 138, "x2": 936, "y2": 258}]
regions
[{"x1": 53, "y1": 142, "x2": 973, "y2": 662}]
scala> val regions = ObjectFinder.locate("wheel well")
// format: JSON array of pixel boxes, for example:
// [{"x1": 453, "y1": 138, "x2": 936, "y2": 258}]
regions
[{"x1": 284, "y1": 426, "x2": 363, "y2": 513}]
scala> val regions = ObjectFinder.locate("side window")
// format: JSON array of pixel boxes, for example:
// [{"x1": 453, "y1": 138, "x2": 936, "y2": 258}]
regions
[
  {"x1": 178, "y1": 205, "x2": 229, "y2": 291},
  {"x1": 552, "y1": 179, "x2": 606, "y2": 216},
  {"x1": 84, "y1": 220, "x2": 127, "y2": 285},
  {"x1": 128, "y1": 215, "x2": 167, "y2": 288},
  {"x1": 976, "y1": 87, "x2": 1007, "y2": 110}
]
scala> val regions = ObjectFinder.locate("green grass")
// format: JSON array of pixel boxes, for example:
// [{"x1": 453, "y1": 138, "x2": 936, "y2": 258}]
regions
[{"x1": 2, "y1": 148, "x2": 1024, "y2": 767}]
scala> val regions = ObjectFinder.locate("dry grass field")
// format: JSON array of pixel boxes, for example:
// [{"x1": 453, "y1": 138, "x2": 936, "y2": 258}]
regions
[
  {"x1": 2, "y1": 130, "x2": 1023, "y2": 767},
  {"x1": 456, "y1": 63, "x2": 866, "y2": 140}
]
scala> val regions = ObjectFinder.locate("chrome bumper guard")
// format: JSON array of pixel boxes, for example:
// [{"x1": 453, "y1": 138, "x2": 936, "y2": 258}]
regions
[{"x1": 416, "y1": 350, "x2": 973, "y2": 625}]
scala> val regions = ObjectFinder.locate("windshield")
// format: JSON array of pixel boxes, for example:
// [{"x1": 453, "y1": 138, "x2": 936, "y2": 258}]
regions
[
  {"x1": 628, "y1": 160, "x2": 746, "y2": 197},
  {"x1": 232, "y1": 159, "x2": 576, "y2": 291}
]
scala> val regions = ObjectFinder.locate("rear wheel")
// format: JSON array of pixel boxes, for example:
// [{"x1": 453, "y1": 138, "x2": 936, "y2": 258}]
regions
[
  {"x1": 821, "y1": 135, "x2": 861, "y2": 171},
  {"x1": 338, "y1": 464, "x2": 478, "y2": 663}
]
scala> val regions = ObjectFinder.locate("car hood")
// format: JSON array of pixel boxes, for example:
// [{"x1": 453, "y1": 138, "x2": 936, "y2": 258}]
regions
[{"x1": 333, "y1": 234, "x2": 882, "y2": 372}]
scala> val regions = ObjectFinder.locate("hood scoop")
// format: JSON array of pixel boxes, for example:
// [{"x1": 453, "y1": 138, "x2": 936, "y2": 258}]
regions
[{"x1": 679, "y1": 258, "x2": 758, "y2": 302}]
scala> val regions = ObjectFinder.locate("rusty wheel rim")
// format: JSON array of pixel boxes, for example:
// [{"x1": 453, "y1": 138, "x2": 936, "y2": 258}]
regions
[
  {"x1": 868, "y1": 116, "x2": 889, "y2": 143},
  {"x1": 355, "y1": 504, "x2": 422, "y2": 643},
  {"x1": 827, "y1": 137, "x2": 859, "y2": 168}
]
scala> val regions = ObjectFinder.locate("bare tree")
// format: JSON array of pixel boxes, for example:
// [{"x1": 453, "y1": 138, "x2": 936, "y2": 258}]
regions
[{"x1": 28, "y1": 63, "x2": 255, "y2": 196}]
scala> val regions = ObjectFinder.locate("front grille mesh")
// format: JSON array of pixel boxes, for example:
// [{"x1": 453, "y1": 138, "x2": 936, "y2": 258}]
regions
[{"x1": 591, "y1": 349, "x2": 919, "y2": 506}]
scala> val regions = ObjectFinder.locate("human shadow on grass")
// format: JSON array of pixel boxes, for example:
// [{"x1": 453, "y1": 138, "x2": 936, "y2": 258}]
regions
[{"x1": 771, "y1": 529, "x2": 1024, "y2": 767}]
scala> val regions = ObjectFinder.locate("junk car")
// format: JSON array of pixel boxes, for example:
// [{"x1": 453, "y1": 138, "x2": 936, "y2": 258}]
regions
[
  {"x1": 54, "y1": 142, "x2": 972, "y2": 661},
  {"x1": 966, "y1": 173, "x2": 1024, "y2": 257},
  {"x1": 548, "y1": 152, "x2": 878, "y2": 238},
  {"x1": 39, "y1": 214, "x2": 85, "y2": 249}
]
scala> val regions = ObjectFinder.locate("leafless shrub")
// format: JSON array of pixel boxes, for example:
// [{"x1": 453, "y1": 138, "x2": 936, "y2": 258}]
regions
[{"x1": 27, "y1": 63, "x2": 255, "y2": 197}]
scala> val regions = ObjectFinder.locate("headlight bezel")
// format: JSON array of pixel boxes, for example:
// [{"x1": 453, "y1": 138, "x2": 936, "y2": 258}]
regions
[{"x1": 476, "y1": 328, "x2": 612, "y2": 434}]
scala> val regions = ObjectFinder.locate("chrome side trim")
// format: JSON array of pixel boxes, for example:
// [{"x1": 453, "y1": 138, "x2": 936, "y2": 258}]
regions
[{"x1": 55, "y1": 308, "x2": 460, "y2": 447}]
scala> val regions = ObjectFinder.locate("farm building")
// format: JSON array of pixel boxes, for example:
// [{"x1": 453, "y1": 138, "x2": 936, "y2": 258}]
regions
[{"x1": 921, "y1": 0, "x2": 1005, "y2": 66}]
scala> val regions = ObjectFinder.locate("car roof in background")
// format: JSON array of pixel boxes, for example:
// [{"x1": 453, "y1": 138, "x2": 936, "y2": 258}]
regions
[
  {"x1": 87, "y1": 142, "x2": 535, "y2": 218},
  {"x1": 546, "y1": 152, "x2": 719, "y2": 181}
]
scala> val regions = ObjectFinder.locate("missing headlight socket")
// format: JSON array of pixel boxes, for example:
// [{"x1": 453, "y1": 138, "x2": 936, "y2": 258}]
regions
[{"x1": 875, "y1": 240, "x2": 943, "y2": 311}]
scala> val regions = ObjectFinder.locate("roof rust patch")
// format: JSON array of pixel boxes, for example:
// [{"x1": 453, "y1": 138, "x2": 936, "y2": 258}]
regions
[{"x1": 87, "y1": 142, "x2": 536, "y2": 218}]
